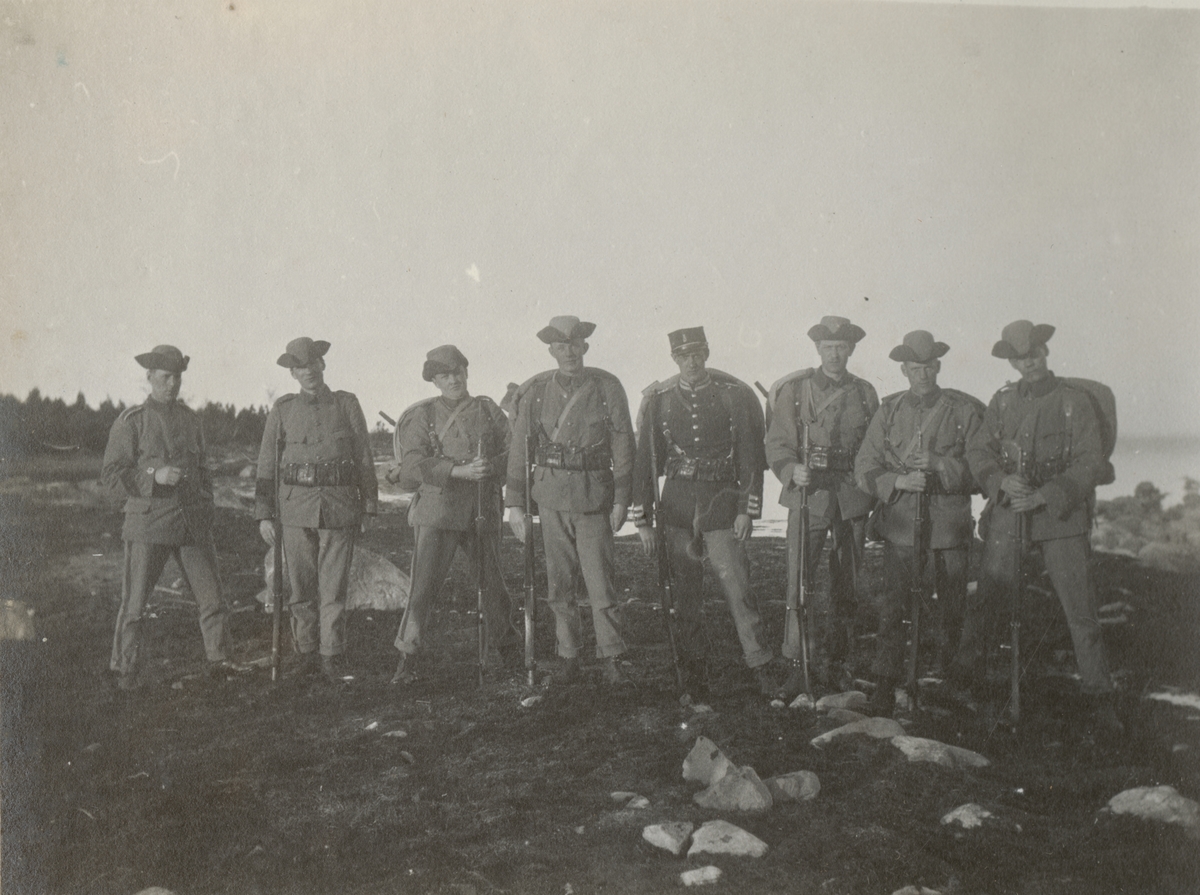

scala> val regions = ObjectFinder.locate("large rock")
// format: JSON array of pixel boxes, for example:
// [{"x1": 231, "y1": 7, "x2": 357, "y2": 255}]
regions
[
  {"x1": 816, "y1": 690, "x2": 868, "y2": 711},
  {"x1": 765, "y1": 770, "x2": 820, "y2": 802},
  {"x1": 827, "y1": 708, "x2": 868, "y2": 725},
  {"x1": 890, "y1": 736, "x2": 990, "y2": 769},
  {"x1": 681, "y1": 866, "x2": 723, "y2": 887},
  {"x1": 811, "y1": 716, "x2": 905, "y2": 749},
  {"x1": 694, "y1": 765, "x2": 773, "y2": 813},
  {"x1": 0, "y1": 600, "x2": 36, "y2": 642},
  {"x1": 941, "y1": 803, "x2": 994, "y2": 829},
  {"x1": 1105, "y1": 785, "x2": 1200, "y2": 839},
  {"x1": 687, "y1": 820, "x2": 769, "y2": 858},
  {"x1": 683, "y1": 736, "x2": 734, "y2": 786},
  {"x1": 256, "y1": 546, "x2": 410, "y2": 612},
  {"x1": 643, "y1": 821, "x2": 693, "y2": 855}
]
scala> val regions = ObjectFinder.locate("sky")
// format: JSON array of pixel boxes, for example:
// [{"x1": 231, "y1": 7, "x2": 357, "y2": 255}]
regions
[{"x1": 2, "y1": 0, "x2": 1198, "y2": 438}]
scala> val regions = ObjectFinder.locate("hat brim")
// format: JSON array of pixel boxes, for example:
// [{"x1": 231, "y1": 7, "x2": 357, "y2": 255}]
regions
[
  {"x1": 991, "y1": 324, "x2": 1055, "y2": 360},
  {"x1": 423, "y1": 361, "x2": 466, "y2": 382},
  {"x1": 135, "y1": 352, "x2": 190, "y2": 373},
  {"x1": 889, "y1": 342, "x2": 949, "y2": 363},
  {"x1": 276, "y1": 340, "x2": 331, "y2": 368},
  {"x1": 537, "y1": 321, "x2": 596, "y2": 344},
  {"x1": 808, "y1": 324, "x2": 866, "y2": 344}
]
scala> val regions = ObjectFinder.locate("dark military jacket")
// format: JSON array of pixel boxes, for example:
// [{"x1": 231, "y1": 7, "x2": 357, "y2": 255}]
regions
[
  {"x1": 102, "y1": 398, "x2": 214, "y2": 544},
  {"x1": 254, "y1": 385, "x2": 378, "y2": 529},
  {"x1": 630, "y1": 370, "x2": 767, "y2": 532},
  {"x1": 854, "y1": 387, "x2": 984, "y2": 549},
  {"x1": 968, "y1": 372, "x2": 1105, "y2": 542},
  {"x1": 388, "y1": 395, "x2": 510, "y2": 532},
  {"x1": 504, "y1": 367, "x2": 635, "y2": 515},
  {"x1": 765, "y1": 367, "x2": 879, "y2": 525}
]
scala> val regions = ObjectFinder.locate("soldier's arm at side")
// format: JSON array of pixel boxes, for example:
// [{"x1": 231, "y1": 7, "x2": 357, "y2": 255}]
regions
[
  {"x1": 504, "y1": 387, "x2": 532, "y2": 508},
  {"x1": 629, "y1": 392, "x2": 657, "y2": 528},
  {"x1": 253, "y1": 404, "x2": 283, "y2": 521},
  {"x1": 765, "y1": 380, "x2": 802, "y2": 489},
  {"x1": 735, "y1": 384, "x2": 766, "y2": 519},
  {"x1": 344, "y1": 395, "x2": 378, "y2": 515},
  {"x1": 854, "y1": 405, "x2": 899, "y2": 502},
  {"x1": 934, "y1": 399, "x2": 984, "y2": 494},
  {"x1": 607, "y1": 378, "x2": 636, "y2": 510},
  {"x1": 101, "y1": 412, "x2": 151, "y2": 500},
  {"x1": 486, "y1": 399, "x2": 512, "y2": 477},
  {"x1": 1039, "y1": 391, "x2": 1105, "y2": 519},
  {"x1": 966, "y1": 395, "x2": 1007, "y2": 504}
]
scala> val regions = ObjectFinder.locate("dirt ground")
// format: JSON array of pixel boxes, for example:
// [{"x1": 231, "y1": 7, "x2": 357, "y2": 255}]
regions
[{"x1": 2, "y1": 463, "x2": 1200, "y2": 895}]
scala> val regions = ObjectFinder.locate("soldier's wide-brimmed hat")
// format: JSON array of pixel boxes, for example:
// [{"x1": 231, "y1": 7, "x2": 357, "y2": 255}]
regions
[
  {"x1": 135, "y1": 344, "x2": 189, "y2": 374},
  {"x1": 537, "y1": 315, "x2": 596, "y2": 344},
  {"x1": 277, "y1": 337, "x2": 331, "y2": 368},
  {"x1": 889, "y1": 330, "x2": 949, "y2": 364},
  {"x1": 991, "y1": 320, "x2": 1055, "y2": 359},
  {"x1": 807, "y1": 315, "x2": 866, "y2": 344},
  {"x1": 668, "y1": 326, "x2": 708, "y2": 355},
  {"x1": 422, "y1": 344, "x2": 469, "y2": 381}
]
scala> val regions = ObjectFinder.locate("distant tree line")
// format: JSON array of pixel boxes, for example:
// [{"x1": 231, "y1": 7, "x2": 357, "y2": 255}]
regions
[{"x1": 0, "y1": 390, "x2": 269, "y2": 455}]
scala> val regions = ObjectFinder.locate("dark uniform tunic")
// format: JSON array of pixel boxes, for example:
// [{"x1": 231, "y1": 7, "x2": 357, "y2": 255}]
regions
[
  {"x1": 389, "y1": 395, "x2": 515, "y2": 658},
  {"x1": 255, "y1": 385, "x2": 378, "y2": 657},
  {"x1": 765, "y1": 367, "x2": 879, "y2": 673},
  {"x1": 102, "y1": 398, "x2": 229, "y2": 674},
  {"x1": 504, "y1": 367, "x2": 635, "y2": 659},
  {"x1": 954, "y1": 372, "x2": 1113, "y2": 694},
  {"x1": 854, "y1": 386, "x2": 984, "y2": 680},
  {"x1": 631, "y1": 371, "x2": 771, "y2": 669}
]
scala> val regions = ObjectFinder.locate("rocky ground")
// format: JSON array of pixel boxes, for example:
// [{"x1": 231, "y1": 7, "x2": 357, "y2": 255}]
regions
[{"x1": 2, "y1": 457, "x2": 1200, "y2": 894}]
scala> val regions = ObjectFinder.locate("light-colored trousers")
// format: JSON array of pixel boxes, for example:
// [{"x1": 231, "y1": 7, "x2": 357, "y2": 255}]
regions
[
  {"x1": 540, "y1": 509, "x2": 626, "y2": 659},
  {"x1": 283, "y1": 525, "x2": 356, "y2": 657}
]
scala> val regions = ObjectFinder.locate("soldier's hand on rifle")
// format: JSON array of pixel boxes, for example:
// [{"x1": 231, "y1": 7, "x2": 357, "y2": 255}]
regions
[
  {"x1": 1009, "y1": 490, "x2": 1047, "y2": 514},
  {"x1": 909, "y1": 449, "x2": 943, "y2": 473},
  {"x1": 733, "y1": 513, "x2": 753, "y2": 541},
  {"x1": 791, "y1": 463, "x2": 812, "y2": 488},
  {"x1": 1001, "y1": 474, "x2": 1035, "y2": 499},
  {"x1": 507, "y1": 507, "x2": 527, "y2": 543},
  {"x1": 610, "y1": 502, "x2": 628, "y2": 533},
  {"x1": 361, "y1": 514, "x2": 375, "y2": 534},
  {"x1": 451, "y1": 457, "x2": 491, "y2": 481},
  {"x1": 637, "y1": 524, "x2": 655, "y2": 557},
  {"x1": 896, "y1": 471, "x2": 928, "y2": 492},
  {"x1": 154, "y1": 465, "x2": 183, "y2": 486},
  {"x1": 259, "y1": 519, "x2": 276, "y2": 546}
]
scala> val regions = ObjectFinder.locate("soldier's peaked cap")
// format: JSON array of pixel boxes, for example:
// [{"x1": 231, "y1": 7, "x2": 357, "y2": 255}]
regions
[
  {"x1": 537, "y1": 315, "x2": 596, "y2": 344},
  {"x1": 669, "y1": 327, "x2": 708, "y2": 354},
  {"x1": 889, "y1": 330, "x2": 949, "y2": 364},
  {"x1": 991, "y1": 320, "x2": 1055, "y2": 360},
  {"x1": 423, "y1": 344, "x2": 469, "y2": 381},
  {"x1": 807, "y1": 315, "x2": 866, "y2": 344},
  {"x1": 277, "y1": 337, "x2": 331, "y2": 368},
  {"x1": 135, "y1": 344, "x2": 189, "y2": 373}
]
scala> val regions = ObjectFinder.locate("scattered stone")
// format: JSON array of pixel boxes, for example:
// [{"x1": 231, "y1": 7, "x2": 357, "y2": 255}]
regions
[
  {"x1": 626, "y1": 795, "x2": 650, "y2": 809},
  {"x1": 0, "y1": 599, "x2": 36, "y2": 641},
  {"x1": 687, "y1": 819, "x2": 768, "y2": 858},
  {"x1": 520, "y1": 695, "x2": 543, "y2": 708},
  {"x1": 257, "y1": 546, "x2": 410, "y2": 612},
  {"x1": 816, "y1": 690, "x2": 868, "y2": 711},
  {"x1": 811, "y1": 716, "x2": 905, "y2": 749},
  {"x1": 611, "y1": 791, "x2": 638, "y2": 803},
  {"x1": 1105, "y1": 785, "x2": 1200, "y2": 839},
  {"x1": 683, "y1": 736, "x2": 734, "y2": 786},
  {"x1": 694, "y1": 765, "x2": 773, "y2": 813},
  {"x1": 941, "y1": 803, "x2": 994, "y2": 829},
  {"x1": 788, "y1": 693, "x2": 817, "y2": 710},
  {"x1": 890, "y1": 736, "x2": 990, "y2": 769},
  {"x1": 681, "y1": 865, "x2": 723, "y2": 887},
  {"x1": 827, "y1": 708, "x2": 868, "y2": 726},
  {"x1": 890, "y1": 887, "x2": 942, "y2": 895},
  {"x1": 765, "y1": 770, "x2": 820, "y2": 802},
  {"x1": 133, "y1": 889, "x2": 178, "y2": 895},
  {"x1": 382, "y1": 729, "x2": 408, "y2": 738},
  {"x1": 642, "y1": 821, "x2": 693, "y2": 855}
]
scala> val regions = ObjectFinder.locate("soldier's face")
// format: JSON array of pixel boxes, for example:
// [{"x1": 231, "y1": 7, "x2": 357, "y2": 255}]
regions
[
  {"x1": 147, "y1": 369, "x2": 181, "y2": 403},
  {"x1": 817, "y1": 340, "x2": 854, "y2": 377},
  {"x1": 901, "y1": 360, "x2": 940, "y2": 396},
  {"x1": 549, "y1": 338, "x2": 588, "y2": 374},
  {"x1": 1009, "y1": 346, "x2": 1049, "y2": 382},
  {"x1": 433, "y1": 368, "x2": 469, "y2": 402},
  {"x1": 290, "y1": 359, "x2": 326, "y2": 393},
  {"x1": 672, "y1": 347, "x2": 709, "y2": 385}
]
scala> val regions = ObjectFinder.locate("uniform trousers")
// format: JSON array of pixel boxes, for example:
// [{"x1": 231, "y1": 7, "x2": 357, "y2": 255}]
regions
[
  {"x1": 110, "y1": 538, "x2": 229, "y2": 674},
  {"x1": 782, "y1": 510, "x2": 866, "y2": 670},
  {"x1": 870, "y1": 542, "x2": 968, "y2": 681},
  {"x1": 666, "y1": 526, "x2": 772, "y2": 668},
  {"x1": 539, "y1": 509, "x2": 626, "y2": 659},
  {"x1": 954, "y1": 508, "x2": 1112, "y2": 695},
  {"x1": 394, "y1": 523, "x2": 515, "y2": 656},
  {"x1": 283, "y1": 525, "x2": 355, "y2": 657}
]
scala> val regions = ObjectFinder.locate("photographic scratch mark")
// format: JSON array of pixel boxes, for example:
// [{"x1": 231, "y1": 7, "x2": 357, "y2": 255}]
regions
[
  {"x1": 73, "y1": 82, "x2": 90, "y2": 100},
  {"x1": 138, "y1": 150, "x2": 180, "y2": 180}
]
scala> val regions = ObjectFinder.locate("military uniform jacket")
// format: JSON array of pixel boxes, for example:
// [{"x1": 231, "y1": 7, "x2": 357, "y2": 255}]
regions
[
  {"x1": 630, "y1": 371, "x2": 767, "y2": 532},
  {"x1": 504, "y1": 367, "x2": 635, "y2": 514},
  {"x1": 102, "y1": 398, "x2": 215, "y2": 544},
  {"x1": 765, "y1": 367, "x2": 879, "y2": 524},
  {"x1": 254, "y1": 385, "x2": 378, "y2": 528},
  {"x1": 392, "y1": 395, "x2": 510, "y2": 532},
  {"x1": 854, "y1": 387, "x2": 984, "y2": 549},
  {"x1": 968, "y1": 372, "x2": 1105, "y2": 542}
]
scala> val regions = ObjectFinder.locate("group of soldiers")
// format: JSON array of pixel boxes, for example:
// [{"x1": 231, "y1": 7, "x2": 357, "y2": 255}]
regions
[{"x1": 101, "y1": 313, "x2": 1122, "y2": 734}]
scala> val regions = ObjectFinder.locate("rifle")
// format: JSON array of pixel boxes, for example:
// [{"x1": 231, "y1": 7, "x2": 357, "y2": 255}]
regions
[
  {"x1": 1009, "y1": 446, "x2": 1027, "y2": 725},
  {"x1": 475, "y1": 435, "x2": 487, "y2": 687},
  {"x1": 523, "y1": 431, "x2": 538, "y2": 686},
  {"x1": 646, "y1": 392, "x2": 685, "y2": 693},
  {"x1": 787, "y1": 424, "x2": 814, "y2": 702},
  {"x1": 270, "y1": 432, "x2": 285, "y2": 682},
  {"x1": 905, "y1": 427, "x2": 927, "y2": 712}
]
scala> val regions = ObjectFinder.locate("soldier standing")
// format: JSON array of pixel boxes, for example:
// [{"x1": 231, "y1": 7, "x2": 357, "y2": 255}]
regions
[
  {"x1": 631, "y1": 327, "x2": 775, "y2": 699},
  {"x1": 103, "y1": 345, "x2": 232, "y2": 690},
  {"x1": 951, "y1": 320, "x2": 1122, "y2": 733},
  {"x1": 854, "y1": 331, "x2": 984, "y2": 716},
  {"x1": 387, "y1": 345, "x2": 515, "y2": 685},
  {"x1": 765, "y1": 315, "x2": 879, "y2": 699},
  {"x1": 254, "y1": 338, "x2": 378, "y2": 683},
  {"x1": 505, "y1": 316, "x2": 636, "y2": 686}
]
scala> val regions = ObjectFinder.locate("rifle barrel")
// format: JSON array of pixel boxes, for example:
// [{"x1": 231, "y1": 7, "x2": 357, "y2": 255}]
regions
[{"x1": 523, "y1": 433, "x2": 537, "y2": 686}]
